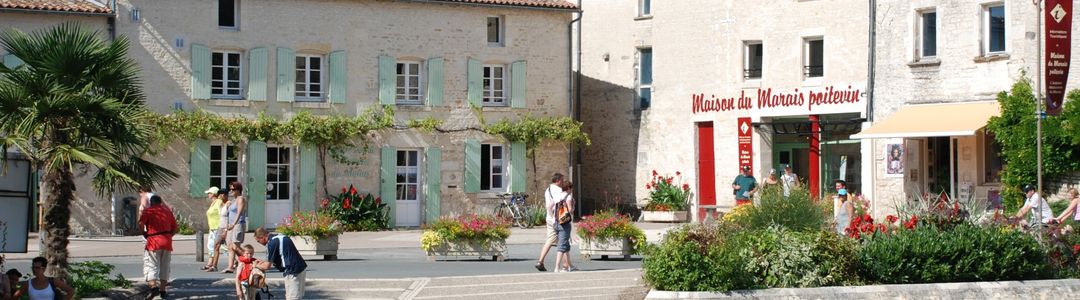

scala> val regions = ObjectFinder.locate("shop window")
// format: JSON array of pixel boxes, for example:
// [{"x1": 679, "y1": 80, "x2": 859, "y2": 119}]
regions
[
  {"x1": 481, "y1": 144, "x2": 505, "y2": 191},
  {"x1": 804, "y1": 38, "x2": 823, "y2": 78},
  {"x1": 983, "y1": 133, "x2": 1003, "y2": 183},
  {"x1": 984, "y1": 4, "x2": 1005, "y2": 53},
  {"x1": 918, "y1": 10, "x2": 937, "y2": 58},
  {"x1": 637, "y1": 48, "x2": 652, "y2": 109},
  {"x1": 744, "y1": 42, "x2": 762, "y2": 80}
]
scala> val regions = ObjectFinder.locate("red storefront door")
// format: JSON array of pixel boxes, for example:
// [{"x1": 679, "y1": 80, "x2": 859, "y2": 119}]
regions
[{"x1": 697, "y1": 122, "x2": 716, "y2": 220}]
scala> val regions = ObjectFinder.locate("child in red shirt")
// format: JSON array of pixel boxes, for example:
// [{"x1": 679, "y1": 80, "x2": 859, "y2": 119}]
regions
[{"x1": 235, "y1": 245, "x2": 267, "y2": 300}]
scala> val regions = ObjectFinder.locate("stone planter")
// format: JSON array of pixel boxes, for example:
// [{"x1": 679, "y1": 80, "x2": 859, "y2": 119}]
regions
[
  {"x1": 425, "y1": 238, "x2": 507, "y2": 261},
  {"x1": 293, "y1": 235, "x2": 339, "y2": 260},
  {"x1": 642, "y1": 210, "x2": 689, "y2": 223},
  {"x1": 580, "y1": 237, "x2": 635, "y2": 261}
]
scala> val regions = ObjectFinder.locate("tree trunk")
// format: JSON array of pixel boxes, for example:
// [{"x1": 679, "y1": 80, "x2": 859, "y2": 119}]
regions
[{"x1": 41, "y1": 164, "x2": 74, "y2": 278}]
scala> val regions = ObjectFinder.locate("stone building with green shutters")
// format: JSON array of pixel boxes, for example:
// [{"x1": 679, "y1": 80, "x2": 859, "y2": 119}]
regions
[{"x1": 2, "y1": 0, "x2": 578, "y2": 234}]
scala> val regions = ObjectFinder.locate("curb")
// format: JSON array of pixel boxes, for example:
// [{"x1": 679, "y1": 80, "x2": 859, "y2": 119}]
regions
[{"x1": 645, "y1": 279, "x2": 1080, "y2": 299}]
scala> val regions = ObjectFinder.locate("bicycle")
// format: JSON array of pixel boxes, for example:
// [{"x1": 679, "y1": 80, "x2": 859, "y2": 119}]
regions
[{"x1": 493, "y1": 192, "x2": 535, "y2": 228}]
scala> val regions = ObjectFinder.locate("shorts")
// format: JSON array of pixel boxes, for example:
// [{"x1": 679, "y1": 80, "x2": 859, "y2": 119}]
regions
[
  {"x1": 284, "y1": 271, "x2": 306, "y2": 300},
  {"x1": 545, "y1": 223, "x2": 558, "y2": 246},
  {"x1": 143, "y1": 249, "x2": 171, "y2": 283},
  {"x1": 556, "y1": 222, "x2": 572, "y2": 253},
  {"x1": 228, "y1": 223, "x2": 246, "y2": 244}
]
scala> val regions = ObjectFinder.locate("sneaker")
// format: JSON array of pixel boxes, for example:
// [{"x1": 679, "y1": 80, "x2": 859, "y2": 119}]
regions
[
  {"x1": 534, "y1": 262, "x2": 547, "y2": 272},
  {"x1": 554, "y1": 268, "x2": 564, "y2": 273},
  {"x1": 567, "y1": 265, "x2": 579, "y2": 272}
]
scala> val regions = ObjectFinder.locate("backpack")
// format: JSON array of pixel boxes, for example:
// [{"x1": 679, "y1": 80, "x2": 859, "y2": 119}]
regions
[{"x1": 556, "y1": 194, "x2": 572, "y2": 224}]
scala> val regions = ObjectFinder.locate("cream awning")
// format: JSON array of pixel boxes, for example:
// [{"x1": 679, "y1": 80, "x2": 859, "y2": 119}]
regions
[{"x1": 851, "y1": 101, "x2": 1000, "y2": 139}]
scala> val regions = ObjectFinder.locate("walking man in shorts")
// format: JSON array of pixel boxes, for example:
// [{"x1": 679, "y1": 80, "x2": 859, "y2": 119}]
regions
[
  {"x1": 140, "y1": 195, "x2": 177, "y2": 299},
  {"x1": 535, "y1": 173, "x2": 565, "y2": 272}
]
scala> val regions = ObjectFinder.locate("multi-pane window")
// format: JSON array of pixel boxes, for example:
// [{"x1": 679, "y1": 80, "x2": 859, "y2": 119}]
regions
[
  {"x1": 218, "y1": 0, "x2": 237, "y2": 28},
  {"x1": 985, "y1": 4, "x2": 1005, "y2": 53},
  {"x1": 482, "y1": 65, "x2": 506, "y2": 105},
  {"x1": 487, "y1": 16, "x2": 503, "y2": 46},
  {"x1": 480, "y1": 144, "x2": 505, "y2": 191},
  {"x1": 638, "y1": 0, "x2": 651, "y2": 17},
  {"x1": 211, "y1": 51, "x2": 242, "y2": 98},
  {"x1": 266, "y1": 146, "x2": 291, "y2": 201},
  {"x1": 210, "y1": 144, "x2": 239, "y2": 191},
  {"x1": 396, "y1": 61, "x2": 423, "y2": 104},
  {"x1": 744, "y1": 42, "x2": 763, "y2": 79},
  {"x1": 804, "y1": 38, "x2": 824, "y2": 78},
  {"x1": 396, "y1": 150, "x2": 420, "y2": 201},
  {"x1": 919, "y1": 11, "x2": 937, "y2": 57},
  {"x1": 295, "y1": 55, "x2": 323, "y2": 101},
  {"x1": 637, "y1": 48, "x2": 653, "y2": 109}
]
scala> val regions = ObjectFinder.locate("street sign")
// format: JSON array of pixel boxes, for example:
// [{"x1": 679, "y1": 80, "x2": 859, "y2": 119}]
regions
[{"x1": 1045, "y1": 0, "x2": 1072, "y2": 116}]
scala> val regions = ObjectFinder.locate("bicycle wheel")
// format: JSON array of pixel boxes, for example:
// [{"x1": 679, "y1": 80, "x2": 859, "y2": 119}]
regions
[
  {"x1": 517, "y1": 205, "x2": 536, "y2": 228},
  {"x1": 493, "y1": 204, "x2": 512, "y2": 224}
]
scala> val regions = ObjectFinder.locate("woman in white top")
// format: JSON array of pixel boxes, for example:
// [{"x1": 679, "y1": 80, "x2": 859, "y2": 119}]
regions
[{"x1": 15, "y1": 257, "x2": 74, "y2": 300}]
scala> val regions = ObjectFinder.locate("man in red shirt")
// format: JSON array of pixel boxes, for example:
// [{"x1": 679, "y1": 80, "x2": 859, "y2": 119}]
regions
[{"x1": 139, "y1": 195, "x2": 177, "y2": 299}]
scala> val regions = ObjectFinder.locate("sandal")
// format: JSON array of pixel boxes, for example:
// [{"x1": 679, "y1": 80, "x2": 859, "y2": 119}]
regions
[
  {"x1": 199, "y1": 265, "x2": 211, "y2": 271},
  {"x1": 221, "y1": 269, "x2": 234, "y2": 274},
  {"x1": 534, "y1": 262, "x2": 547, "y2": 272},
  {"x1": 204, "y1": 267, "x2": 216, "y2": 272}
]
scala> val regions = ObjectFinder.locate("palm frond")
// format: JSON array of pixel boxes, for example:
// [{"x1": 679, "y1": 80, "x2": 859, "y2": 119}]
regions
[{"x1": 92, "y1": 156, "x2": 178, "y2": 198}]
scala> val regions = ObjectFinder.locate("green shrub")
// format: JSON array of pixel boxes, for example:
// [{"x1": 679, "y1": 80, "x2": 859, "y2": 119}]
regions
[
  {"x1": 642, "y1": 224, "x2": 754, "y2": 292},
  {"x1": 68, "y1": 261, "x2": 131, "y2": 298},
  {"x1": 742, "y1": 226, "x2": 860, "y2": 288},
  {"x1": 730, "y1": 185, "x2": 827, "y2": 232},
  {"x1": 322, "y1": 185, "x2": 390, "y2": 231},
  {"x1": 857, "y1": 224, "x2": 1051, "y2": 284},
  {"x1": 173, "y1": 212, "x2": 195, "y2": 235}
]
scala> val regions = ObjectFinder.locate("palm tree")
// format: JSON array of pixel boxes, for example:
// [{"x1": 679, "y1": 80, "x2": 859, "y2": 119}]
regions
[{"x1": 0, "y1": 23, "x2": 176, "y2": 277}]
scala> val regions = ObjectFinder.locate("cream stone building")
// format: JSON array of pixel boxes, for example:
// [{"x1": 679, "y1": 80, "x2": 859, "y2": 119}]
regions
[
  {"x1": 2, "y1": 0, "x2": 577, "y2": 234},
  {"x1": 579, "y1": 0, "x2": 870, "y2": 219}
]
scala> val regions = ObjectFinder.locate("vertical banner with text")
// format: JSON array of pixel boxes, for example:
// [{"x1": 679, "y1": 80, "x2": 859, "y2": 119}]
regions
[
  {"x1": 737, "y1": 117, "x2": 753, "y2": 173},
  {"x1": 1045, "y1": 0, "x2": 1072, "y2": 116}
]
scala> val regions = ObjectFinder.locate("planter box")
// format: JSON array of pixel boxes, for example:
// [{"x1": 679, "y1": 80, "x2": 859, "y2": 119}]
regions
[
  {"x1": 580, "y1": 237, "x2": 634, "y2": 261},
  {"x1": 426, "y1": 238, "x2": 507, "y2": 261},
  {"x1": 293, "y1": 235, "x2": 339, "y2": 261},
  {"x1": 642, "y1": 210, "x2": 689, "y2": 223}
]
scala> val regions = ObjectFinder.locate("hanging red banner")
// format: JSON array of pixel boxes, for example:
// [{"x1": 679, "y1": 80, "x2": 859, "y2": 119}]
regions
[
  {"x1": 1045, "y1": 0, "x2": 1072, "y2": 116},
  {"x1": 737, "y1": 117, "x2": 753, "y2": 172}
]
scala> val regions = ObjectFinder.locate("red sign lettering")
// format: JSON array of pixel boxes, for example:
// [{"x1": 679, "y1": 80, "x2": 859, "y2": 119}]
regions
[{"x1": 692, "y1": 85, "x2": 862, "y2": 115}]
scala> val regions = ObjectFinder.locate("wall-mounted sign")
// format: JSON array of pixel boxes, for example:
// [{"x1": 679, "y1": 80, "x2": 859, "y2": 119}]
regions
[
  {"x1": 885, "y1": 139, "x2": 905, "y2": 178},
  {"x1": 1045, "y1": 0, "x2": 1072, "y2": 116},
  {"x1": 738, "y1": 117, "x2": 753, "y2": 171},
  {"x1": 692, "y1": 84, "x2": 865, "y2": 117}
]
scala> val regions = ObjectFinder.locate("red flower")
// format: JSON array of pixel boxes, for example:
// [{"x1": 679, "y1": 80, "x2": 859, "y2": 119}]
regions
[
  {"x1": 320, "y1": 198, "x2": 330, "y2": 209},
  {"x1": 343, "y1": 198, "x2": 352, "y2": 209},
  {"x1": 861, "y1": 214, "x2": 873, "y2": 223},
  {"x1": 666, "y1": 177, "x2": 673, "y2": 184},
  {"x1": 903, "y1": 215, "x2": 918, "y2": 229},
  {"x1": 342, "y1": 186, "x2": 347, "y2": 194},
  {"x1": 646, "y1": 183, "x2": 652, "y2": 189},
  {"x1": 1074, "y1": 244, "x2": 1080, "y2": 254},
  {"x1": 682, "y1": 183, "x2": 690, "y2": 191},
  {"x1": 676, "y1": 171, "x2": 681, "y2": 176},
  {"x1": 349, "y1": 185, "x2": 358, "y2": 195},
  {"x1": 375, "y1": 197, "x2": 382, "y2": 205},
  {"x1": 652, "y1": 170, "x2": 658, "y2": 177},
  {"x1": 886, "y1": 215, "x2": 898, "y2": 223}
]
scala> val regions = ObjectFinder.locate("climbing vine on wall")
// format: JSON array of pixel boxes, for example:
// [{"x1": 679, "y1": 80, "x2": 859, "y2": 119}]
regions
[{"x1": 986, "y1": 78, "x2": 1080, "y2": 212}]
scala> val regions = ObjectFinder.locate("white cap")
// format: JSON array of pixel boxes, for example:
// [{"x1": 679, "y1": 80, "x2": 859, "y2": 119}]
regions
[{"x1": 204, "y1": 186, "x2": 220, "y2": 195}]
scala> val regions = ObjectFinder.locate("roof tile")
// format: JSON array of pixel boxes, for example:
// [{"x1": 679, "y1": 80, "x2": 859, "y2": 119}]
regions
[
  {"x1": 428, "y1": 0, "x2": 578, "y2": 10},
  {"x1": 0, "y1": 0, "x2": 112, "y2": 14}
]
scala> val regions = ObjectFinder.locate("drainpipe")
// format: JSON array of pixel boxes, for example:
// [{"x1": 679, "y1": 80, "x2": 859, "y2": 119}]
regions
[
  {"x1": 568, "y1": 1, "x2": 582, "y2": 216},
  {"x1": 866, "y1": 0, "x2": 876, "y2": 123},
  {"x1": 108, "y1": 0, "x2": 117, "y2": 40}
]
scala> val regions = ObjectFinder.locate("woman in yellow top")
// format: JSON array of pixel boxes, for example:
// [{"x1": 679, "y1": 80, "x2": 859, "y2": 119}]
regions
[{"x1": 201, "y1": 187, "x2": 227, "y2": 271}]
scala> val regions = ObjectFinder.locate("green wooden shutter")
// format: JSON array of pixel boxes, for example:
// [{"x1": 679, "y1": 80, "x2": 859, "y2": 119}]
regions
[
  {"x1": 329, "y1": 50, "x2": 347, "y2": 104},
  {"x1": 298, "y1": 144, "x2": 317, "y2": 211},
  {"x1": 247, "y1": 47, "x2": 268, "y2": 101},
  {"x1": 189, "y1": 139, "x2": 211, "y2": 198},
  {"x1": 467, "y1": 58, "x2": 482, "y2": 107},
  {"x1": 191, "y1": 44, "x2": 211, "y2": 99},
  {"x1": 464, "y1": 139, "x2": 481, "y2": 193},
  {"x1": 276, "y1": 47, "x2": 295, "y2": 102},
  {"x1": 510, "y1": 60, "x2": 526, "y2": 108},
  {"x1": 510, "y1": 142, "x2": 526, "y2": 193},
  {"x1": 425, "y1": 57, "x2": 444, "y2": 106},
  {"x1": 425, "y1": 147, "x2": 442, "y2": 224},
  {"x1": 380, "y1": 146, "x2": 397, "y2": 226},
  {"x1": 378, "y1": 54, "x2": 395, "y2": 105},
  {"x1": 246, "y1": 141, "x2": 267, "y2": 228},
  {"x1": 2, "y1": 54, "x2": 24, "y2": 68}
]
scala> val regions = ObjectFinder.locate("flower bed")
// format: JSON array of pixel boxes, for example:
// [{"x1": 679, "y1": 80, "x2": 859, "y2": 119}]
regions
[
  {"x1": 421, "y1": 214, "x2": 511, "y2": 261},
  {"x1": 577, "y1": 210, "x2": 647, "y2": 260},
  {"x1": 643, "y1": 170, "x2": 692, "y2": 222},
  {"x1": 322, "y1": 185, "x2": 390, "y2": 231}
]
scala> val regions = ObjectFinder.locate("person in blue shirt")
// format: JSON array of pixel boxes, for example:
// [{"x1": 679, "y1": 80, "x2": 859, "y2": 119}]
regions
[{"x1": 254, "y1": 227, "x2": 307, "y2": 300}]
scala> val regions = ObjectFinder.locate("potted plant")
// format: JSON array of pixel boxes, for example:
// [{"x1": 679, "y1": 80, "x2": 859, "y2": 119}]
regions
[
  {"x1": 322, "y1": 185, "x2": 390, "y2": 231},
  {"x1": 577, "y1": 210, "x2": 647, "y2": 260},
  {"x1": 421, "y1": 214, "x2": 511, "y2": 261},
  {"x1": 276, "y1": 210, "x2": 344, "y2": 260},
  {"x1": 642, "y1": 170, "x2": 692, "y2": 222}
]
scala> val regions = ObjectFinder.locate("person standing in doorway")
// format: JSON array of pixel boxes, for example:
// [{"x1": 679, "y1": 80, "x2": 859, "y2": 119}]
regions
[
  {"x1": 780, "y1": 165, "x2": 799, "y2": 197},
  {"x1": 535, "y1": 173, "x2": 565, "y2": 272},
  {"x1": 139, "y1": 195, "x2": 177, "y2": 299},
  {"x1": 254, "y1": 227, "x2": 307, "y2": 300},
  {"x1": 731, "y1": 166, "x2": 757, "y2": 206},
  {"x1": 223, "y1": 182, "x2": 247, "y2": 274}
]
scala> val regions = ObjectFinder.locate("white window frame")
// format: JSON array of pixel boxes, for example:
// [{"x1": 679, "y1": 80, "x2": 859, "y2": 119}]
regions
[
  {"x1": 266, "y1": 146, "x2": 292, "y2": 201},
  {"x1": 209, "y1": 144, "x2": 240, "y2": 190},
  {"x1": 487, "y1": 16, "x2": 504, "y2": 47},
  {"x1": 482, "y1": 64, "x2": 507, "y2": 106},
  {"x1": 982, "y1": 3, "x2": 1006, "y2": 54},
  {"x1": 395, "y1": 150, "x2": 421, "y2": 202},
  {"x1": 638, "y1": 0, "x2": 652, "y2": 17},
  {"x1": 481, "y1": 144, "x2": 506, "y2": 192},
  {"x1": 636, "y1": 48, "x2": 653, "y2": 110},
  {"x1": 395, "y1": 60, "x2": 424, "y2": 105},
  {"x1": 803, "y1": 37, "x2": 824, "y2": 79},
  {"x1": 294, "y1": 54, "x2": 325, "y2": 101},
  {"x1": 218, "y1": 0, "x2": 239, "y2": 29},
  {"x1": 211, "y1": 50, "x2": 243, "y2": 99},
  {"x1": 916, "y1": 9, "x2": 938, "y2": 59},
  {"x1": 743, "y1": 41, "x2": 763, "y2": 80}
]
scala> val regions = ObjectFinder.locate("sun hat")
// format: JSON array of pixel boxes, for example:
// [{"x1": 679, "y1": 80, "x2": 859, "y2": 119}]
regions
[{"x1": 204, "y1": 186, "x2": 220, "y2": 195}]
